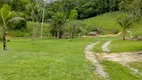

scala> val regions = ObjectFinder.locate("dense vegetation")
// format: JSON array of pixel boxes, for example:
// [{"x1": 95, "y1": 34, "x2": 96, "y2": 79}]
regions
[{"x1": 0, "y1": 0, "x2": 141, "y2": 38}]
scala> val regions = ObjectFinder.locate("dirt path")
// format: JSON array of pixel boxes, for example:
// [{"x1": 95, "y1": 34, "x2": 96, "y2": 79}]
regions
[
  {"x1": 85, "y1": 41, "x2": 109, "y2": 79},
  {"x1": 101, "y1": 41, "x2": 142, "y2": 73},
  {"x1": 102, "y1": 41, "x2": 111, "y2": 53},
  {"x1": 103, "y1": 52, "x2": 142, "y2": 73}
]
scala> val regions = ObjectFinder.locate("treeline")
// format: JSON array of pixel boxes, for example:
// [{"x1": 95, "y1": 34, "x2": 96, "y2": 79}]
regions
[
  {"x1": 46, "y1": 0, "x2": 120, "y2": 19},
  {"x1": 0, "y1": 0, "x2": 120, "y2": 20}
]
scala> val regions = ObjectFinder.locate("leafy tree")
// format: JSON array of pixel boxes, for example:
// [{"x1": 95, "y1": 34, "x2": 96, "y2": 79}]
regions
[
  {"x1": 69, "y1": 9, "x2": 78, "y2": 40},
  {"x1": 51, "y1": 12, "x2": 66, "y2": 39},
  {"x1": 118, "y1": 15, "x2": 132, "y2": 40},
  {"x1": 119, "y1": 0, "x2": 142, "y2": 39},
  {"x1": 7, "y1": 17, "x2": 26, "y2": 30},
  {"x1": 26, "y1": 1, "x2": 44, "y2": 40}
]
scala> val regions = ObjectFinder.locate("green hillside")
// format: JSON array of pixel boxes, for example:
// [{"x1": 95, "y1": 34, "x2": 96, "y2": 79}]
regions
[
  {"x1": 83, "y1": 12, "x2": 142, "y2": 37},
  {"x1": 83, "y1": 12, "x2": 123, "y2": 34}
]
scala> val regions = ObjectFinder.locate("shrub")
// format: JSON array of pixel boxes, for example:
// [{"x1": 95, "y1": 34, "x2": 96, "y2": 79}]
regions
[
  {"x1": 7, "y1": 17, "x2": 27, "y2": 30},
  {"x1": 8, "y1": 30, "x2": 26, "y2": 37}
]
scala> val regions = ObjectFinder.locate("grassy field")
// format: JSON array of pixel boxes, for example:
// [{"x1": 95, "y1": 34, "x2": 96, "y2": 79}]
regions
[
  {"x1": 0, "y1": 38, "x2": 101, "y2": 80},
  {"x1": 102, "y1": 61, "x2": 140, "y2": 80},
  {"x1": 130, "y1": 62, "x2": 142, "y2": 79},
  {"x1": 92, "y1": 40, "x2": 106, "y2": 53},
  {"x1": 92, "y1": 36, "x2": 119, "y2": 53},
  {"x1": 109, "y1": 40, "x2": 142, "y2": 53}
]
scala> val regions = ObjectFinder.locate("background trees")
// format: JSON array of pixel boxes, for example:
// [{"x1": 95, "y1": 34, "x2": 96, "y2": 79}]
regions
[{"x1": 0, "y1": 0, "x2": 141, "y2": 41}]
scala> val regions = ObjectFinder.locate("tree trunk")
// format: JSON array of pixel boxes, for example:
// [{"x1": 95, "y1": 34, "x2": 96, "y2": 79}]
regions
[
  {"x1": 57, "y1": 30, "x2": 60, "y2": 39},
  {"x1": 41, "y1": 8, "x2": 45, "y2": 39},
  {"x1": 130, "y1": 25, "x2": 133, "y2": 39},
  {"x1": 32, "y1": 24, "x2": 35, "y2": 41},
  {"x1": 70, "y1": 22, "x2": 75, "y2": 41},
  {"x1": 123, "y1": 28, "x2": 126, "y2": 40},
  {"x1": 1, "y1": 16, "x2": 7, "y2": 50},
  {"x1": 3, "y1": 29, "x2": 6, "y2": 50}
]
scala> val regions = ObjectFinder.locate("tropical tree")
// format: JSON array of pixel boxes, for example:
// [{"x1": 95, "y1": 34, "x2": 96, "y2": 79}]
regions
[
  {"x1": 119, "y1": 0, "x2": 142, "y2": 39},
  {"x1": 51, "y1": 12, "x2": 66, "y2": 39},
  {"x1": 0, "y1": 4, "x2": 12, "y2": 50},
  {"x1": 69, "y1": 9, "x2": 78, "y2": 41},
  {"x1": 26, "y1": 1, "x2": 43, "y2": 40},
  {"x1": 118, "y1": 15, "x2": 132, "y2": 40}
]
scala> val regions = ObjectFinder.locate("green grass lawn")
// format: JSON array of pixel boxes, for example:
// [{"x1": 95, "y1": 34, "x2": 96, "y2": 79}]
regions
[
  {"x1": 0, "y1": 38, "x2": 100, "y2": 80},
  {"x1": 130, "y1": 62, "x2": 142, "y2": 79},
  {"x1": 92, "y1": 40, "x2": 106, "y2": 53},
  {"x1": 109, "y1": 40, "x2": 142, "y2": 53},
  {"x1": 92, "y1": 36, "x2": 120, "y2": 53},
  {"x1": 102, "y1": 61, "x2": 140, "y2": 80}
]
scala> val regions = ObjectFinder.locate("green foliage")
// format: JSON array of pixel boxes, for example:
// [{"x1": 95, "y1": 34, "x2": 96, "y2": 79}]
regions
[
  {"x1": 8, "y1": 30, "x2": 26, "y2": 37},
  {"x1": 0, "y1": 0, "x2": 9, "y2": 8},
  {"x1": 70, "y1": 9, "x2": 78, "y2": 19},
  {"x1": 51, "y1": 12, "x2": 66, "y2": 38},
  {"x1": 77, "y1": 0, "x2": 120, "y2": 19},
  {"x1": 26, "y1": 21, "x2": 50, "y2": 37},
  {"x1": 7, "y1": 17, "x2": 27, "y2": 30},
  {"x1": 0, "y1": 4, "x2": 11, "y2": 25},
  {"x1": 117, "y1": 15, "x2": 132, "y2": 29},
  {"x1": 6, "y1": 21, "x2": 50, "y2": 37}
]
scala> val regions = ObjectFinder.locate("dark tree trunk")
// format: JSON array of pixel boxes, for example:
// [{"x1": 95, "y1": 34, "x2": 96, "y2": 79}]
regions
[
  {"x1": 123, "y1": 28, "x2": 126, "y2": 40},
  {"x1": 3, "y1": 29, "x2": 6, "y2": 50},
  {"x1": 57, "y1": 30, "x2": 60, "y2": 39},
  {"x1": 70, "y1": 22, "x2": 75, "y2": 41}
]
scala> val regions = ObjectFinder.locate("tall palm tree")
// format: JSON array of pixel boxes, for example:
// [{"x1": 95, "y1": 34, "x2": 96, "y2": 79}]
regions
[
  {"x1": 118, "y1": 15, "x2": 132, "y2": 40},
  {"x1": 26, "y1": 1, "x2": 45, "y2": 40},
  {"x1": 0, "y1": 4, "x2": 12, "y2": 50}
]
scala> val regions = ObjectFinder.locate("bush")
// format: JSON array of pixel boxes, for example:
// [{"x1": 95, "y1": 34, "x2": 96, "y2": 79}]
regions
[
  {"x1": 8, "y1": 30, "x2": 26, "y2": 37},
  {"x1": 7, "y1": 17, "x2": 27, "y2": 30},
  {"x1": 112, "y1": 29, "x2": 120, "y2": 34}
]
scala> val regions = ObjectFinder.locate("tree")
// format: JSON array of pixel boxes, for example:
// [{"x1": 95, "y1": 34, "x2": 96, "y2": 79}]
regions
[
  {"x1": 26, "y1": 1, "x2": 43, "y2": 40},
  {"x1": 69, "y1": 9, "x2": 78, "y2": 41},
  {"x1": 119, "y1": 0, "x2": 142, "y2": 39},
  {"x1": 0, "y1": 4, "x2": 12, "y2": 50},
  {"x1": 51, "y1": 12, "x2": 66, "y2": 39},
  {"x1": 118, "y1": 15, "x2": 132, "y2": 40}
]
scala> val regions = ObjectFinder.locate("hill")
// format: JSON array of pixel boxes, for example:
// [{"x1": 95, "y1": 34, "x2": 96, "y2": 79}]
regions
[{"x1": 82, "y1": 12, "x2": 142, "y2": 37}]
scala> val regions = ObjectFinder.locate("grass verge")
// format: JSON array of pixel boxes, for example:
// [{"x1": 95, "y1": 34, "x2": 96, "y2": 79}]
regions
[
  {"x1": 102, "y1": 61, "x2": 139, "y2": 80},
  {"x1": 109, "y1": 40, "x2": 142, "y2": 53}
]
